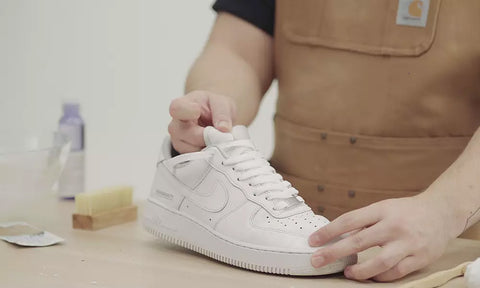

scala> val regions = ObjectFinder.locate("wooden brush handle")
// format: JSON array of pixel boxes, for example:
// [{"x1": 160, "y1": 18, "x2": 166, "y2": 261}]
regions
[
  {"x1": 399, "y1": 262, "x2": 471, "y2": 288},
  {"x1": 73, "y1": 205, "x2": 137, "y2": 230}
]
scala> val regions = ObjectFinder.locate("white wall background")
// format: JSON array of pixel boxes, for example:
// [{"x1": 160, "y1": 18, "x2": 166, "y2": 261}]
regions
[{"x1": 0, "y1": 0, "x2": 277, "y2": 199}]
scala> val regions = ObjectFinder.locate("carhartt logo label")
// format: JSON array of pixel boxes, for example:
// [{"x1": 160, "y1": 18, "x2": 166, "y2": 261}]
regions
[
  {"x1": 396, "y1": 0, "x2": 430, "y2": 27},
  {"x1": 408, "y1": 0, "x2": 423, "y2": 18}
]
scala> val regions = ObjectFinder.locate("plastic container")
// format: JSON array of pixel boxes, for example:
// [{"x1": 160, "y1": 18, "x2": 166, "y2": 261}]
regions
[{"x1": 0, "y1": 131, "x2": 70, "y2": 221}]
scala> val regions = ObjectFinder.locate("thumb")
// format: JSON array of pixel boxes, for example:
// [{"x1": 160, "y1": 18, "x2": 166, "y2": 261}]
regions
[{"x1": 209, "y1": 95, "x2": 234, "y2": 132}]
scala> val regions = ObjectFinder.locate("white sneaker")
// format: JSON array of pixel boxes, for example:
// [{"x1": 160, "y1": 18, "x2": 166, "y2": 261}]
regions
[{"x1": 143, "y1": 126, "x2": 357, "y2": 275}]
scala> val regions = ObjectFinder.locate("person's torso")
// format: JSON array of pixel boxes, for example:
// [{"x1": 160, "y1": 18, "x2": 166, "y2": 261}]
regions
[{"x1": 270, "y1": 0, "x2": 480, "y2": 220}]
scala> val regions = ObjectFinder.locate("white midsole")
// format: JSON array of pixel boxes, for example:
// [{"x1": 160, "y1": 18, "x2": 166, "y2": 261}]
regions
[{"x1": 143, "y1": 199, "x2": 357, "y2": 276}]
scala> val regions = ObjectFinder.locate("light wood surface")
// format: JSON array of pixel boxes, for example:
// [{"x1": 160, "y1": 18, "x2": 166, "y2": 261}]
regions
[{"x1": 1, "y1": 199, "x2": 480, "y2": 288}]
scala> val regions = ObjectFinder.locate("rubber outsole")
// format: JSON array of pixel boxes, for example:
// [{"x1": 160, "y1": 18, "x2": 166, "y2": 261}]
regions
[{"x1": 143, "y1": 199, "x2": 357, "y2": 276}]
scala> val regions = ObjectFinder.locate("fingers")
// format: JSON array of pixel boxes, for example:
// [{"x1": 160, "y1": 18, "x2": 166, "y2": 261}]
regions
[
  {"x1": 168, "y1": 120, "x2": 205, "y2": 146},
  {"x1": 309, "y1": 205, "x2": 382, "y2": 247},
  {"x1": 168, "y1": 92, "x2": 209, "y2": 154},
  {"x1": 343, "y1": 242, "x2": 409, "y2": 280},
  {"x1": 168, "y1": 121, "x2": 205, "y2": 153},
  {"x1": 208, "y1": 94, "x2": 235, "y2": 132},
  {"x1": 168, "y1": 91, "x2": 236, "y2": 154},
  {"x1": 170, "y1": 91, "x2": 236, "y2": 131},
  {"x1": 169, "y1": 97, "x2": 202, "y2": 121},
  {"x1": 373, "y1": 256, "x2": 426, "y2": 282},
  {"x1": 311, "y1": 223, "x2": 387, "y2": 269},
  {"x1": 308, "y1": 197, "x2": 444, "y2": 282},
  {"x1": 171, "y1": 139, "x2": 203, "y2": 154}
]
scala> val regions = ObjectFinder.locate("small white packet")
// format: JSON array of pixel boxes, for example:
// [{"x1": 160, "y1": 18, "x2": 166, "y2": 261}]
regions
[{"x1": 0, "y1": 222, "x2": 64, "y2": 247}]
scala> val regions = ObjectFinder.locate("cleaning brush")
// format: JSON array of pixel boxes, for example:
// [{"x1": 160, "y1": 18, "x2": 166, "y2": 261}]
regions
[{"x1": 72, "y1": 186, "x2": 137, "y2": 230}]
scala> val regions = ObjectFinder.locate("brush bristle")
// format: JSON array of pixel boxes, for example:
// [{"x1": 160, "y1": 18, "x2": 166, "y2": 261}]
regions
[{"x1": 75, "y1": 186, "x2": 133, "y2": 215}]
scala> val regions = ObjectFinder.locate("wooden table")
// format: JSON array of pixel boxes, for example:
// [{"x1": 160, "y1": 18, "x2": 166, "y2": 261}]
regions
[{"x1": 1, "y1": 199, "x2": 479, "y2": 288}]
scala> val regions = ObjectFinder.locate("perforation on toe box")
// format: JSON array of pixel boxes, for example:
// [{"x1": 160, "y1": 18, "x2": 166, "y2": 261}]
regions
[{"x1": 252, "y1": 209, "x2": 330, "y2": 237}]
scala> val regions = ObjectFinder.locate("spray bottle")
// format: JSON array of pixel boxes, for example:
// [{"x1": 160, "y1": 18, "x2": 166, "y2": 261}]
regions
[{"x1": 58, "y1": 102, "x2": 85, "y2": 198}]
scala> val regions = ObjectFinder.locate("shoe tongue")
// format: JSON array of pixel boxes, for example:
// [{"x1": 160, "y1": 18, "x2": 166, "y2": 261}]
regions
[
  {"x1": 203, "y1": 125, "x2": 255, "y2": 158},
  {"x1": 203, "y1": 125, "x2": 250, "y2": 146},
  {"x1": 203, "y1": 126, "x2": 234, "y2": 146}
]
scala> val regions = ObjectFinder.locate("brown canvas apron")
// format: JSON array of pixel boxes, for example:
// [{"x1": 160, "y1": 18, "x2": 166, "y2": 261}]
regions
[{"x1": 270, "y1": 0, "x2": 480, "y2": 238}]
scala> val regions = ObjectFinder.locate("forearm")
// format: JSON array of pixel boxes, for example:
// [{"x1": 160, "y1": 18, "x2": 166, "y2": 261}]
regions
[
  {"x1": 185, "y1": 13, "x2": 274, "y2": 126},
  {"x1": 185, "y1": 44, "x2": 268, "y2": 125},
  {"x1": 419, "y1": 127, "x2": 480, "y2": 237}
]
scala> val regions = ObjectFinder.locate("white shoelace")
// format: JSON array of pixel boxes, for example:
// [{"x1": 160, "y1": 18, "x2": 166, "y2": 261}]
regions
[{"x1": 217, "y1": 139, "x2": 303, "y2": 211}]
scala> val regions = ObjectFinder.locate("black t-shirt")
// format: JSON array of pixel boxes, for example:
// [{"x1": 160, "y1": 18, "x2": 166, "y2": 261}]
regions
[{"x1": 213, "y1": 0, "x2": 275, "y2": 36}]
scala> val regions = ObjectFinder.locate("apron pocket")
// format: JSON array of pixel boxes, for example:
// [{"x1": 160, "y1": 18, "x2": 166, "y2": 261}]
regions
[
  {"x1": 279, "y1": 171, "x2": 419, "y2": 219},
  {"x1": 271, "y1": 115, "x2": 470, "y2": 192},
  {"x1": 279, "y1": 0, "x2": 442, "y2": 56}
]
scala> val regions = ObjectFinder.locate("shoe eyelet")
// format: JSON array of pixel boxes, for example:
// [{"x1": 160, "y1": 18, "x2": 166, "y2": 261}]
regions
[
  {"x1": 248, "y1": 183, "x2": 252, "y2": 186},
  {"x1": 221, "y1": 161, "x2": 224, "y2": 165},
  {"x1": 237, "y1": 177, "x2": 240, "y2": 181},
  {"x1": 253, "y1": 193, "x2": 257, "y2": 196}
]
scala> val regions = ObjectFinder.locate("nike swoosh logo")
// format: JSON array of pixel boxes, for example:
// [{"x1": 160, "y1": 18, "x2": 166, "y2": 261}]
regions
[
  {"x1": 161, "y1": 162, "x2": 230, "y2": 213},
  {"x1": 186, "y1": 179, "x2": 229, "y2": 213}
]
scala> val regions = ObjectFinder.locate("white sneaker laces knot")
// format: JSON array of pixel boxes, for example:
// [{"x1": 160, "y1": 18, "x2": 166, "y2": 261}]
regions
[{"x1": 219, "y1": 140, "x2": 304, "y2": 211}]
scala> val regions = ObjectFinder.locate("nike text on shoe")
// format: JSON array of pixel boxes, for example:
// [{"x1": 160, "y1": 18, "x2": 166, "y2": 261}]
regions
[{"x1": 143, "y1": 126, "x2": 357, "y2": 275}]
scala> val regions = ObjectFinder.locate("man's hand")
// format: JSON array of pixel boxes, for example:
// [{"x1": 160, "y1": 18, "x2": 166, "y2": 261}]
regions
[
  {"x1": 308, "y1": 196, "x2": 455, "y2": 281},
  {"x1": 168, "y1": 90, "x2": 236, "y2": 153}
]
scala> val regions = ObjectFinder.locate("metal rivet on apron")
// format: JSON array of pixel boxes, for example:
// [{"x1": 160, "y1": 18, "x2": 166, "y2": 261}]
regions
[
  {"x1": 350, "y1": 137, "x2": 357, "y2": 144},
  {"x1": 348, "y1": 190, "x2": 356, "y2": 198},
  {"x1": 321, "y1": 133, "x2": 327, "y2": 140},
  {"x1": 317, "y1": 185, "x2": 325, "y2": 192},
  {"x1": 317, "y1": 206, "x2": 325, "y2": 214}
]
